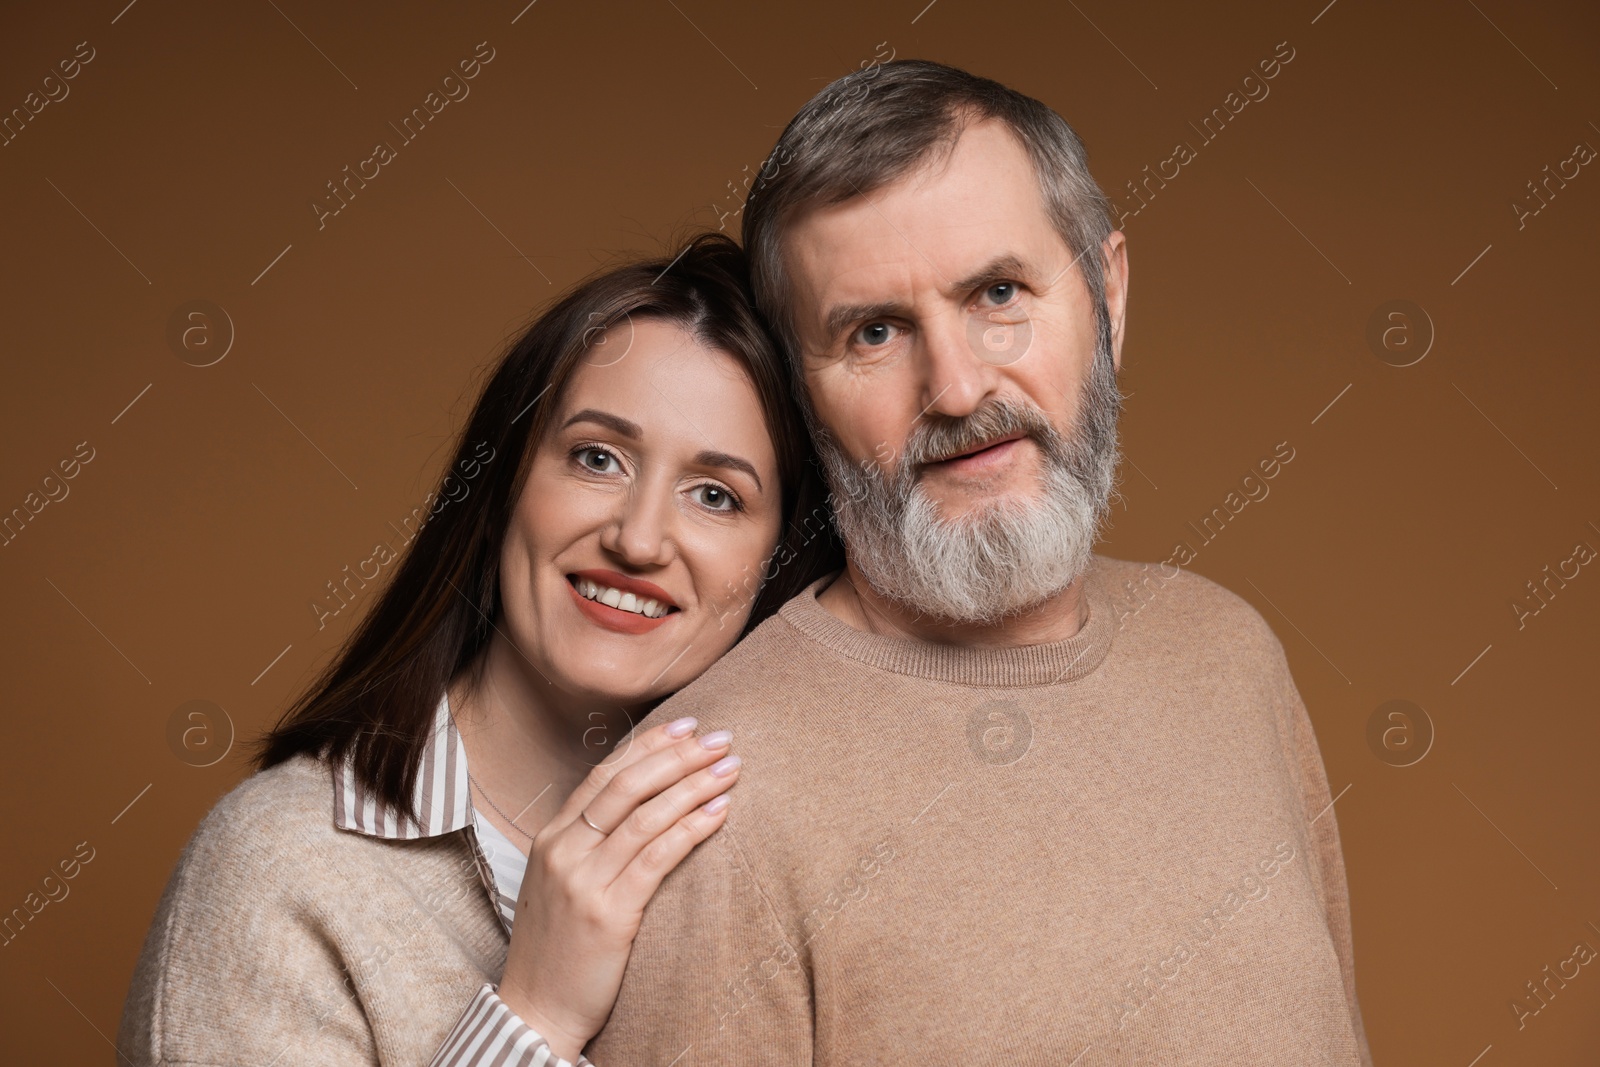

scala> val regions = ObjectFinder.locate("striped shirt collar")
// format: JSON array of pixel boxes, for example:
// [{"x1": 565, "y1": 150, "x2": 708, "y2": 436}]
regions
[
  {"x1": 331, "y1": 691, "x2": 474, "y2": 838},
  {"x1": 329, "y1": 692, "x2": 518, "y2": 931}
]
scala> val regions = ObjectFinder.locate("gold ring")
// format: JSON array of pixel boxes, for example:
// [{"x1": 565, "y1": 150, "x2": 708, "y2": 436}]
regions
[{"x1": 581, "y1": 810, "x2": 607, "y2": 834}]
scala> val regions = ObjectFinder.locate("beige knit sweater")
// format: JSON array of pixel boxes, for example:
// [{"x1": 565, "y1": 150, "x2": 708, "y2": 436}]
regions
[
  {"x1": 586, "y1": 556, "x2": 1374, "y2": 1065},
  {"x1": 117, "y1": 751, "x2": 541, "y2": 1065}
]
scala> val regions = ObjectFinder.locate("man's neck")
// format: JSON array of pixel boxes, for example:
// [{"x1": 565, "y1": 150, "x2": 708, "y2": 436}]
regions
[{"x1": 815, "y1": 559, "x2": 1091, "y2": 648}]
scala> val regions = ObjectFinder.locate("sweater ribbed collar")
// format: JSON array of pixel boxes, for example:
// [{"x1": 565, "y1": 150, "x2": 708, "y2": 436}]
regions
[{"x1": 776, "y1": 555, "x2": 1116, "y2": 688}]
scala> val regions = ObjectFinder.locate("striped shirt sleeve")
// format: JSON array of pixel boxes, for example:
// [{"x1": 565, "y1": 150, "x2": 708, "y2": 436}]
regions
[{"x1": 431, "y1": 983, "x2": 595, "y2": 1067}]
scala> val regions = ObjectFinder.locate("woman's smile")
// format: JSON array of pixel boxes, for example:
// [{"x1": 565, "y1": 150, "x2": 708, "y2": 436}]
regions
[{"x1": 565, "y1": 569, "x2": 681, "y2": 635}]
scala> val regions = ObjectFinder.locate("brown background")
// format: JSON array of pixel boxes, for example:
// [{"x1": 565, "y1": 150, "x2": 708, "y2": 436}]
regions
[{"x1": 2, "y1": 0, "x2": 1596, "y2": 1062}]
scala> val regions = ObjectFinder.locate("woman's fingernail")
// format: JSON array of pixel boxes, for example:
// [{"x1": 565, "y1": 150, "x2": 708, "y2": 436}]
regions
[
  {"x1": 710, "y1": 755, "x2": 741, "y2": 777},
  {"x1": 698, "y1": 729, "x2": 733, "y2": 750},
  {"x1": 702, "y1": 795, "x2": 731, "y2": 814},
  {"x1": 666, "y1": 716, "x2": 698, "y2": 738}
]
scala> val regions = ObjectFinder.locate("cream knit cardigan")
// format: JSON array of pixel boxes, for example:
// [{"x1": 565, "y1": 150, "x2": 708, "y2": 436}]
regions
[{"x1": 118, "y1": 753, "x2": 525, "y2": 1065}]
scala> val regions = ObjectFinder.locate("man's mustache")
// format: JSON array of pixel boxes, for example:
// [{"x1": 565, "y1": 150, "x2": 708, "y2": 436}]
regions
[{"x1": 897, "y1": 397, "x2": 1062, "y2": 474}]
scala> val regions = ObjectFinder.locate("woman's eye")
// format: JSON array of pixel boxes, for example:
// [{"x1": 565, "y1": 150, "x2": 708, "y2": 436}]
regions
[
  {"x1": 693, "y1": 484, "x2": 738, "y2": 512},
  {"x1": 575, "y1": 446, "x2": 619, "y2": 473},
  {"x1": 852, "y1": 321, "x2": 895, "y2": 347}
]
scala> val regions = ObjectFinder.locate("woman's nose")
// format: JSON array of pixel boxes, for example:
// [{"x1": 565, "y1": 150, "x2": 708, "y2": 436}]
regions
[{"x1": 599, "y1": 484, "x2": 675, "y2": 567}]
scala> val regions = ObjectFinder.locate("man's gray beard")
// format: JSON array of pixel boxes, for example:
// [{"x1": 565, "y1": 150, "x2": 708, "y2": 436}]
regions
[{"x1": 812, "y1": 312, "x2": 1122, "y2": 625}]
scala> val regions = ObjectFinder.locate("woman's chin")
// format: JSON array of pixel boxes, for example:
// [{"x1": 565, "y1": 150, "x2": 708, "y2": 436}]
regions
[
  {"x1": 583, "y1": 680, "x2": 661, "y2": 707},
  {"x1": 545, "y1": 658, "x2": 680, "y2": 709},
  {"x1": 543, "y1": 617, "x2": 722, "y2": 701}
]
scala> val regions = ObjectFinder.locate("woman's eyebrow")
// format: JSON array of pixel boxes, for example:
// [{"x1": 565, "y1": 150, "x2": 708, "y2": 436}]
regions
[
  {"x1": 694, "y1": 450, "x2": 763, "y2": 492},
  {"x1": 564, "y1": 409, "x2": 763, "y2": 492},
  {"x1": 562, "y1": 409, "x2": 641, "y2": 438}
]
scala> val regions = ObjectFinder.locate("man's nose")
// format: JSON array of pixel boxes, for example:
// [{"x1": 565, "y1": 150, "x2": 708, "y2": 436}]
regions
[
  {"x1": 916, "y1": 309, "x2": 997, "y2": 420},
  {"x1": 600, "y1": 481, "x2": 676, "y2": 568}
]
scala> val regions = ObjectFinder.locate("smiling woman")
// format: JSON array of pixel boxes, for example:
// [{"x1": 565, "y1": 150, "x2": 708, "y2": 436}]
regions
[
  {"x1": 504, "y1": 314, "x2": 803, "y2": 703},
  {"x1": 117, "y1": 232, "x2": 843, "y2": 1066}
]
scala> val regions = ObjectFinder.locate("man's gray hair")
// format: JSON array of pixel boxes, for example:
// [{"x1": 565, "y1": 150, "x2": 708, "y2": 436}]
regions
[{"x1": 742, "y1": 59, "x2": 1116, "y2": 386}]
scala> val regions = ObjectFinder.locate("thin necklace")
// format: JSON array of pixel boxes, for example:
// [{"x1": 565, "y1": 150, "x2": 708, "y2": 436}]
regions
[
  {"x1": 467, "y1": 768, "x2": 544, "y2": 842},
  {"x1": 453, "y1": 677, "x2": 547, "y2": 843}
]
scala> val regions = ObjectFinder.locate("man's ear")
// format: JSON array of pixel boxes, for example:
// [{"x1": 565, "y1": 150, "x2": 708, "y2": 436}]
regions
[{"x1": 1101, "y1": 230, "x2": 1129, "y2": 373}]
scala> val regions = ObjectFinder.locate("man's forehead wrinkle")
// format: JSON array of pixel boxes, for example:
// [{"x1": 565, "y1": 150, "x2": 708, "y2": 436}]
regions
[
  {"x1": 820, "y1": 258, "x2": 921, "y2": 315},
  {"x1": 832, "y1": 175, "x2": 955, "y2": 291}
]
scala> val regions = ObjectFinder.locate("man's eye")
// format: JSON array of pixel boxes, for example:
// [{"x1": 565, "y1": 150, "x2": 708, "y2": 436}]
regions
[
  {"x1": 575, "y1": 446, "x2": 619, "y2": 472},
  {"x1": 693, "y1": 484, "x2": 739, "y2": 511},
  {"x1": 853, "y1": 322, "x2": 895, "y2": 347},
  {"x1": 983, "y1": 281, "x2": 1018, "y2": 305}
]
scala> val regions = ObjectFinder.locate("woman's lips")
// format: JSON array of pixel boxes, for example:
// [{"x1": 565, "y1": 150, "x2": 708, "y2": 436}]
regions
[
  {"x1": 564, "y1": 574, "x2": 677, "y2": 635},
  {"x1": 568, "y1": 568, "x2": 678, "y2": 608}
]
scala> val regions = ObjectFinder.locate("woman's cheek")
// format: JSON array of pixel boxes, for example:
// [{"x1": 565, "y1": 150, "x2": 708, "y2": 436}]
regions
[
  {"x1": 705, "y1": 579, "x2": 758, "y2": 634},
  {"x1": 683, "y1": 530, "x2": 762, "y2": 632},
  {"x1": 519, "y1": 468, "x2": 604, "y2": 557}
]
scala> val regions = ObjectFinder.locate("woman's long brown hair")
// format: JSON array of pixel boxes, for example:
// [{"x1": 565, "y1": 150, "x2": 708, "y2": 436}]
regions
[{"x1": 255, "y1": 232, "x2": 842, "y2": 821}]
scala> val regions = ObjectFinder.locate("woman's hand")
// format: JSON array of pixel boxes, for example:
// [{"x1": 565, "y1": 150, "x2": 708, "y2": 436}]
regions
[{"x1": 494, "y1": 716, "x2": 740, "y2": 1061}]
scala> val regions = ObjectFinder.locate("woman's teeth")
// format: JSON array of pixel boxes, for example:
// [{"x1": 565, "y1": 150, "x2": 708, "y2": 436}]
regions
[{"x1": 575, "y1": 577, "x2": 671, "y2": 619}]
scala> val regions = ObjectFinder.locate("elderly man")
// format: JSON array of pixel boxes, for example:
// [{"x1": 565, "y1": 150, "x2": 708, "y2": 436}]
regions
[{"x1": 587, "y1": 59, "x2": 1372, "y2": 1065}]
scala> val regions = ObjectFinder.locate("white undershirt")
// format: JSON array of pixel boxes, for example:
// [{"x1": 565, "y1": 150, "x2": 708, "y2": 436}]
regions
[{"x1": 472, "y1": 807, "x2": 530, "y2": 924}]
